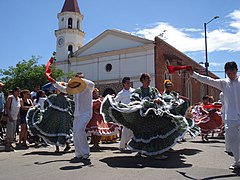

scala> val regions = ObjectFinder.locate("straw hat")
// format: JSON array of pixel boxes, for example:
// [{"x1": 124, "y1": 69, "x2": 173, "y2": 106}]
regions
[
  {"x1": 0, "y1": 82, "x2": 5, "y2": 87},
  {"x1": 66, "y1": 77, "x2": 87, "y2": 95},
  {"x1": 164, "y1": 80, "x2": 173, "y2": 87}
]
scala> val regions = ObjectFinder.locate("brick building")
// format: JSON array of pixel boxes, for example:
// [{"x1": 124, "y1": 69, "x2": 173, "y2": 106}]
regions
[{"x1": 154, "y1": 36, "x2": 220, "y2": 103}]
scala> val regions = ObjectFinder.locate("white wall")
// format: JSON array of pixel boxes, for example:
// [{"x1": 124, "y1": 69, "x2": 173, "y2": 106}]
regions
[
  {"x1": 70, "y1": 49, "x2": 155, "y2": 86},
  {"x1": 80, "y1": 35, "x2": 145, "y2": 57}
]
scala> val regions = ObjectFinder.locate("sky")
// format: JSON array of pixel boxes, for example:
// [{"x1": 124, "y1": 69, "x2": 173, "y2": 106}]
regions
[{"x1": 1, "y1": 0, "x2": 240, "y2": 79}]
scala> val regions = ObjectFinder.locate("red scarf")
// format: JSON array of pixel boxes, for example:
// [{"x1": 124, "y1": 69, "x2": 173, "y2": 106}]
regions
[
  {"x1": 45, "y1": 57, "x2": 55, "y2": 82},
  {"x1": 203, "y1": 104, "x2": 222, "y2": 109},
  {"x1": 167, "y1": 65, "x2": 192, "y2": 74}
]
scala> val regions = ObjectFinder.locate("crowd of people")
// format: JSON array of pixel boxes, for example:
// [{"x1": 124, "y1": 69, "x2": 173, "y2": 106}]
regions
[{"x1": 0, "y1": 61, "x2": 239, "y2": 171}]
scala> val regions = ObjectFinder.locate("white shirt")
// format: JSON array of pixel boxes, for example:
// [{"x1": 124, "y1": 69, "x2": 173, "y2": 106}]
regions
[
  {"x1": 115, "y1": 87, "x2": 135, "y2": 104},
  {"x1": 53, "y1": 78, "x2": 95, "y2": 117},
  {"x1": 9, "y1": 95, "x2": 21, "y2": 120},
  {"x1": 36, "y1": 97, "x2": 47, "y2": 110},
  {"x1": 192, "y1": 72, "x2": 240, "y2": 121},
  {"x1": 30, "y1": 91, "x2": 37, "y2": 99}
]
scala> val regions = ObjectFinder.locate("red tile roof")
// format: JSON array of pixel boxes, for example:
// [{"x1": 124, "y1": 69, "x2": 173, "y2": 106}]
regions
[{"x1": 61, "y1": 0, "x2": 80, "y2": 13}]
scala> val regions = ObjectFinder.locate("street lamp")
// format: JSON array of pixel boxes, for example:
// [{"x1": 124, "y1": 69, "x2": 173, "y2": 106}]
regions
[{"x1": 204, "y1": 15, "x2": 219, "y2": 94}]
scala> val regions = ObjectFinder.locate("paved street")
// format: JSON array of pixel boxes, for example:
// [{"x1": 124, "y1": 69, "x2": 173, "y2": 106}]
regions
[{"x1": 0, "y1": 135, "x2": 240, "y2": 180}]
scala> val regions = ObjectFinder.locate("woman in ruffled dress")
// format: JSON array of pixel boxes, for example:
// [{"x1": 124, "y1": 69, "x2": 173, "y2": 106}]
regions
[
  {"x1": 101, "y1": 73, "x2": 188, "y2": 159},
  {"x1": 192, "y1": 95, "x2": 223, "y2": 141},
  {"x1": 162, "y1": 80, "x2": 200, "y2": 138},
  {"x1": 86, "y1": 88, "x2": 120, "y2": 149},
  {"x1": 27, "y1": 82, "x2": 74, "y2": 152}
]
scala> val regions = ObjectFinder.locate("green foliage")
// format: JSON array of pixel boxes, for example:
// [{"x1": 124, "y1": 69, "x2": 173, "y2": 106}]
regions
[{"x1": 0, "y1": 56, "x2": 64, "y2": 92}]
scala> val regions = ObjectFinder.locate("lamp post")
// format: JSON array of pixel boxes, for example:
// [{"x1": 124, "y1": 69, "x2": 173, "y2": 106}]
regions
[{"x1": 204, "y1": 16, "x2": 219, "y2": 94}]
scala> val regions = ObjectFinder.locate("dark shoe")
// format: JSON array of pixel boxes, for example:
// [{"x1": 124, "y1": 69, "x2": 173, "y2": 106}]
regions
[
  {"x1": 70, "y1": 156, "x2": 82, "y2": 163},
  {"x1": 225, "y1": 151, "x2": 233, "y2": 156},
  {"x1": 90, "y1": 145, "x2": 101, "y2": 152},
  {"x1": 54, "y1": 150, "x2": 60, "y2": 153},
  {"x1": 21, "y1": 143, "x2": 29, "y2": 149},
  {"x1": 55, "y1": 146, "x2": 60, "y2": 153},
  {"x1": 5, "y1": 146, "x2": 14, "y2": 152},
  {"x1": 63, "y1": 145, "x2": 71, "y2": 152},
  {"x1": 70, "y1": 154, "x2": 90, "y2": 163}
]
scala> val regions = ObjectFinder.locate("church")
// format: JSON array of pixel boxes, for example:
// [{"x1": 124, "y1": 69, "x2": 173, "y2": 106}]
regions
[{"x1": 54, "y1": 0, "x2": 220, "y2": 103}]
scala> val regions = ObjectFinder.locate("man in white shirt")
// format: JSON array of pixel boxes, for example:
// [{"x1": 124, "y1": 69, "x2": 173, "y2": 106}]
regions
[
  {"x1": 115, "y1": 77, "x2": 135, "y2": 152},
  {"x1": 189, "y1": 61, "x2": 240, "y2": 170},
  {"x1": 52, "y1": 72, "x2": 94, "y2": 162}
]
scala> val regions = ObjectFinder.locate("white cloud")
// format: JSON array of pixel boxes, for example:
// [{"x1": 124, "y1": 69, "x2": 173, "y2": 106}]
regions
[
  {"x1": 229, "y1": 9, "x2": 240, "y2": 29},
  {"x1": 132, "y1": 9, "x2": 240, "y2": 53},
  {"x1": 210, "y1": 62, "x2": 224, "y2": 67},
  {"x1": 184, "y1": 28, "x2": 202, "y2": 32}
]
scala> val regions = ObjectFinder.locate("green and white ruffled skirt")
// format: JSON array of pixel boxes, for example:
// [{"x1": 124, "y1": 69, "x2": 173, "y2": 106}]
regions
[{"x1": 101, "y1": 95, "x2": 188, "y2": 156}]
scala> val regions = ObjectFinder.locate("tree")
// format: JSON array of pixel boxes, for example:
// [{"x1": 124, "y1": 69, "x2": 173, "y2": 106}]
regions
[{"x1": 0, "y1": 56, "x2": 65, "y2": 92}]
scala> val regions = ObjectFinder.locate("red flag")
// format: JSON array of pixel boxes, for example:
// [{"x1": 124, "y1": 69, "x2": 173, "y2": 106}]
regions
[
  {"x1": 203, "y1": 104, "x2": 222, "y2": 109},
  {"x1": 167, "y1": 65, "x2": 192, "y2": 74},
  {"x1": 45, "y1": 57, "x2": 55, "y2": 82}
]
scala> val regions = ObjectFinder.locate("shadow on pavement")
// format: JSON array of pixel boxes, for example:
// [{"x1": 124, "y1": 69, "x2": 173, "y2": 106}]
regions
[
  {"x1": 177, "y1": 170, "x2": 240, "y2": 179},
  {"x1": 100, "y1": 148, "x2": 201, "y2": 169},
  {"x1": 34, "y1": 158, "x2": 92, "y2": 171},
  {"x1": 23, "y1": 150, "x2": 74, "y2": 156},
  {"x1": 190, "y1": 140, "x2": 224, "y2": 144},
  {"x1": 60, "y1": 159, "x2": 93, "y2": 171},
  {"x1": 89, "y1": 146, "x2": 119, "y2": 153},
  {"x1": 34, "y1": 159, "x2": 69, "y2": 165}
]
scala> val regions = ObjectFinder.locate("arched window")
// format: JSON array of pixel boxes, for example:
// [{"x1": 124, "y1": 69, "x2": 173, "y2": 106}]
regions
[
  {"x1": 68, "y1": 18, "x2": 72, "y2": 29},
  {"x1": 68, "y1": 45, "x2": 73, "y2": 57},
  {"x1": 77, "y1": 20, "x2": 80, "y2": 29}
]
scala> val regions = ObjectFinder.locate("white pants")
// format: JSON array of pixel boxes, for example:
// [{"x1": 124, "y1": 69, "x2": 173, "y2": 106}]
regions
[
  {"x1": 119, "y1": 126, "x2": 133, "y2": 149},
  {"x1": 6, "y1": 120, "x2": 17, "y2": 143},
  {"x1": 225, "y1": 120, "x2": 240, "y2": 164},
  {"x1": 225, "y1": 131, "x2": 231, "y2": 152},
  {"x1": 73, "y1": 115, "x2": 91, "y2": 157},
  {"x1": 223, "y1": 120, "x2": 231, "y2": 152}
]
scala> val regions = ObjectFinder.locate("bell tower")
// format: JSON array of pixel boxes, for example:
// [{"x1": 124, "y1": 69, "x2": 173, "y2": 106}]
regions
[{"x1": 55, "y1": 0, "x2": 85, "y2": 62}]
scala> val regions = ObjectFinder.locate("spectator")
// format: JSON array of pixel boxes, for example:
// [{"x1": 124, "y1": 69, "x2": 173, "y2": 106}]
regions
[
  {"x1": 5, "y1": 87, "x2": 21, "y2": 152},
  {"x1": 18, "y1": 89, "x2": 33, "y2": 149}
]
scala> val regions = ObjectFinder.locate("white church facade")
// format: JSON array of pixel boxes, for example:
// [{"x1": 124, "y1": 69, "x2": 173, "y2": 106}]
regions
[{"x1": 54, "y1": 0, "x2": 220, "y2": 103}]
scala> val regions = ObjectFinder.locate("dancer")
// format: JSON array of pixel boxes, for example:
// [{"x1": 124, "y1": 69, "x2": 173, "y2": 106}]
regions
[
  {"x1": 27, "y1": 82, "x2": 74, "y2": 152},
  {"x1": 189, "y1": 61, "x2": 240, "y2": 170},
  {"x1": 162, "y1": 80, "x2": 189, "y2": 116},
  {"x1": 52, "y1": 72, "x2": 95, "y2": 162},
  {"x1": 101, "y1": 73, "x2": 188, "y2": 158},
  {"x1": 86, "y1": 88, "x2": 120, "y2": 149},
  {"x1": 191, "y1": 96, "x2": 223, "y2": 141},
  {"x1": 115, "y1": 77, "x2": 135, "y2": 152}
]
